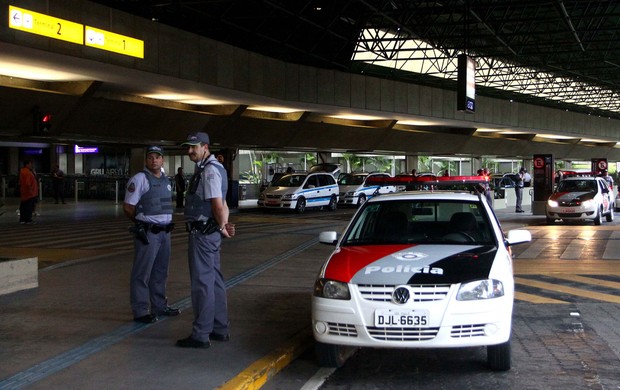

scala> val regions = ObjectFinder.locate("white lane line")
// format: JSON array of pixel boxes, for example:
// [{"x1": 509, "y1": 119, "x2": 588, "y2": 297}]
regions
[{"x1": 300, "y1": 367, "x2": 337, "y2": 390}]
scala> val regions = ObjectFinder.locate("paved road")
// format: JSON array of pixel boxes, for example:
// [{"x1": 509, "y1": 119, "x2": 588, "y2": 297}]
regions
[{"x1": 1, "y1": 200, "x2": 620, "y2": 389}]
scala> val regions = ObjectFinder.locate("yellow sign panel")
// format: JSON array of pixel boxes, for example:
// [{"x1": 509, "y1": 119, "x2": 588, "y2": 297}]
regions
[
  {"x1": 8, "y1": 5, "x2": 83, "y2": 45},
  {"x1": 85, "y1": 26, "x2": 144, "y2": 59}
]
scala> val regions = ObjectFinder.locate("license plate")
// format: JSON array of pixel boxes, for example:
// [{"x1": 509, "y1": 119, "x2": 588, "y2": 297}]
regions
[
  {"x1": 561, "y1": 208, "x2": 575, "y2": 213},
  {"x1": 266, "y1": 200, "x2": 279, "y2": 205},
  {"x1": 374, "y1": 309, "x2": 429, "y2": 328}
]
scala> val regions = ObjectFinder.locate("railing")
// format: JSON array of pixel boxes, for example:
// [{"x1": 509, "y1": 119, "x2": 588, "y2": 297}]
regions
[{"x1": 1, "y1": 175, "x2": 136, "y2": 204}]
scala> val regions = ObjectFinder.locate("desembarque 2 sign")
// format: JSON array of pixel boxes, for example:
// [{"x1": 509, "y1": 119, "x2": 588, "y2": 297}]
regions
[{"x1": 9, "y1": 6, "x2": 144, "y2": 59}]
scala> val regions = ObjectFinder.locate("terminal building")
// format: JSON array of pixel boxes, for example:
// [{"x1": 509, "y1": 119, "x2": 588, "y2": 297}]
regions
[{"x1": 1, "y1": 1, "x2": 619, "y2": 207}]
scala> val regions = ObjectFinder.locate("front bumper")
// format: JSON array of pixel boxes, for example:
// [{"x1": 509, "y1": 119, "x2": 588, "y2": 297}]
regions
[{"x1": 312, "y1": 286, "x2": 513, "y2": 348}]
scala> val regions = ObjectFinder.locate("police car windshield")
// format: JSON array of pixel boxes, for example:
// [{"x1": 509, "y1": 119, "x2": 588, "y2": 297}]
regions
[
  {"x1": 338, "y1": 174, "x2": 365, "y2": 185},
  {"x1": 557, "y1": 179, "x2": 596, "y2": 192},
  {"x1": 342, "y1": 199, "x2": 494, "y2": 246},
  {"x1": 272, "y1": 174, "x2": 306, "y2": 187}
]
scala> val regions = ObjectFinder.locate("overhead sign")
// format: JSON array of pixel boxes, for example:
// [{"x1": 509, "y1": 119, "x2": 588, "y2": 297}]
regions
[
  {"x1": 75, "y1": 145, "x2": 99, "y2": 154},
  {"x1": 457, "y1": 54, "x2": 476, "y2": 113},
  {"x1": 8, "y1": 6, "x2": 144, "y2": 59},
  {"x1": 9, "y1": 5, "x2": 84, "y2": 44},
  {"x1": 85, "y1": 26, "x2": 144, "y2": 59}
]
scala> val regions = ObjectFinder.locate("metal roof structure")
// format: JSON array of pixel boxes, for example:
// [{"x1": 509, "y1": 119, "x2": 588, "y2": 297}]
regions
[{"x1": 93, "y1": 0, "x2": 620, "y2": 119}]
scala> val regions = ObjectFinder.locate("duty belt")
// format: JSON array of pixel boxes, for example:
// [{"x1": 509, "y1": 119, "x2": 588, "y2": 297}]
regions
[
  {"x1": 141, "y1": 223, "x2": 175, "y2": 233},
  {"x1": 186, "y1": 218, "x2": 219, "y2": 234}
]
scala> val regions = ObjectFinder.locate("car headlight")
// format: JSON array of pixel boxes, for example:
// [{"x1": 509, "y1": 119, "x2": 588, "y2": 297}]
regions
[
  {"x1": 282, "y1": 193, "x2": 296, "y2": 200},
  {"x1": 346, "y1": 191, "x2": 355, "y2": 196},
  {"x1": 313, "y1": 278, "x2": 351, "y2": 300},
  {"x1": 581, "y1": 199, "x2": 593, "y2": 208},
  {"x1": 258, "y1": 193, "x2": 265, "y2": 200},
  {"x1": 456, "y1": 279, "x2": 504, "y2": 301},
  {"x1": 547, "y1": 200, "x2": 558, "y2": 208}
]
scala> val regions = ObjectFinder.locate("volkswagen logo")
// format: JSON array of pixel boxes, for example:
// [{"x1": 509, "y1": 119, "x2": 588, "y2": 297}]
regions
[{"x1": 392, "y1": 286, "x2": 410, "y2": 304}]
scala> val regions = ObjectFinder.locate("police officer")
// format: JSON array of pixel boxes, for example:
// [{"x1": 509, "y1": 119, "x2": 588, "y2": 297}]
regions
[
  {"x1": 176, "y1": 132, "x2": 235, "y2": 349},
  {"x1": 123, "y1": 146, "x2": 180, "y2": 324},
  {"x1": 515, "y1": 168, "x2": 525, "y2": 213}
]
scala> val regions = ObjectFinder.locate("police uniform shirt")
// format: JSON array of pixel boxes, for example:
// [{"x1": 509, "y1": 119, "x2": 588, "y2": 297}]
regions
[{"x1": 125, "y1": 171, "x2": 173, "y2": 225}]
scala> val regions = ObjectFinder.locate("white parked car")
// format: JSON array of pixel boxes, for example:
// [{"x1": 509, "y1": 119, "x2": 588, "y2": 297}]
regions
[
  {"x1": 546, "y1": 176, "x2": 614, "y2": 225},
  {"x1": 338, "y1": 172, "x2": 396, "y2": 206},
  {"x1": 312, "y1": 189, "x2": 531, "y2": 370},
  {"x1": 257, "y1": 172, "x2": 338, "y2": 213}
]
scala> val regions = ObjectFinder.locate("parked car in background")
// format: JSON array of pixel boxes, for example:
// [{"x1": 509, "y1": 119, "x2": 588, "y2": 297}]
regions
[
  {"x1": 490, "y1": 174, "x2": 516, "y2": 199},
  {"x1": 312, "y1": 190, "x2": 532, "y2": 370},
  {"x1": 257, "y1": 172, "x2": 338, "y2": 213},
  {"x1": 338, "y1": 172, "x2": 396, "y2": 206},
  {"x1": 546, "y1": 176, "x2": 614, "y2": 225},
  {"x1": 309, "y1": 163, "x2": 341, "y2": 177}
]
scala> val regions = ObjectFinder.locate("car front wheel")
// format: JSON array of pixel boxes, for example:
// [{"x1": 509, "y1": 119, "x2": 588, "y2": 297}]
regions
[
  {"x1": 593, "y1": 208, "x2": 602, "y2": 225},
  {"x1": 315, "y1": 342, "x2": 355, "y2": 368},
  {"x1": 327, "y1": 195, "x2": 337, "y2": 211},
  {"x1": 357, "y1": 194, "x2": 367, "y2": 206},
  {"x1": 606, "y1": 208, "x2": 614, "y2": 222},
  {"x1": 295, "y1": 197, "x2": 306, "y2": 214},
  {"x1": 487, "y1": 339, "x2": 511, "y2": 371}
]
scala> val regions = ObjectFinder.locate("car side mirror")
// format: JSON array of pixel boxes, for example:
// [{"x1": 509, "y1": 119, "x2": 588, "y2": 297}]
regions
[
  {"x1": 319, "y1": 231, "x2": 338, "y2": 245},
  {"x1": 505, "y1": 229, "x2": 532, "y2": 246}
]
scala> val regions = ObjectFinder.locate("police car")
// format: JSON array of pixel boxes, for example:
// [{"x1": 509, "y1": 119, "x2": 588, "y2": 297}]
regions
[
  {"x1": 257, "y1": 172, "x2": 338, "y2": 213},
  {"x1": 311, "y1": 176, "x2": 532, "y2": 371},
  {"x1": 338, "y1": 172, "x2": 396, "y2": 206},
  {"x1": 546, "y1": 176, "x2": 614, "y2": 225}
]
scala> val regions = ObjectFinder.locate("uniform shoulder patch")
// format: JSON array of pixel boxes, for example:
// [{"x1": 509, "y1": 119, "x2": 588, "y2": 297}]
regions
[{"x1": 127, "y1": 182, "x2": 136, "y2": 193}]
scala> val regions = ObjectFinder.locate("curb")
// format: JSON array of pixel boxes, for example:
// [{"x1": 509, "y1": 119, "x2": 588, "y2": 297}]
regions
[{"x1": 217, "y1": 330, "x2": 314, "y2": 390}]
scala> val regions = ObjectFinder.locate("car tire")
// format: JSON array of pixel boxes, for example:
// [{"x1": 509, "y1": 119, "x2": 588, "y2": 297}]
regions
[
  {"x1": 606, "y1": 208, "x2": 614, "y2": 222},
  {"x1": 295, "y1": 197, "x2": 306, "y2": 214},
  {"x1": 357, "y1": 194, "x2": 367, "y2": 206},
  {"x1": 593, "y1": 209, "x2": 602, "y2": 225},
  {"x1": 315, "y1": 342, "x2": 355, "y2": 368},
  {"x1": 327, "y1": 195, "x2": 337, "y2": 211},
  {"x1": 487, "y1": 339, "x2": 511, "y2": 371}
]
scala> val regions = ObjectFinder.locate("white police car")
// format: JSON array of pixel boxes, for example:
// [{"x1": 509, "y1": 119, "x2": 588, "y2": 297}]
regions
[
  {"x1": 546, "y1": 176, "x2": 614, "y2": 225},
  {"x1": 338, "y1": 172, "x2": 396, "y2": 206},
  {"x1": 312, "y1": 181, "x2": 531, "y2": 370},
  {"x1": 257, "y1": 172, "x2": 338, "y2": 213}
]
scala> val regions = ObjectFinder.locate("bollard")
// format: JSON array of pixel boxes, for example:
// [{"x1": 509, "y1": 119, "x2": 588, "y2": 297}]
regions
[
  {"x1": 75, "y1": 180, "x2": 79, "y2": 203},
  {"x1": 115, "y1": 180, "x2": 119, "y2": 205}
]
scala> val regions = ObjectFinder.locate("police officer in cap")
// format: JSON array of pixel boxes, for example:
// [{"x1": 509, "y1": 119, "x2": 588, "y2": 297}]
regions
[
  {"x1": 123, "y1": 146, "x2": 180, "y2": 324},
  {"x1": 177, "y1": 132, "x2": 235, "y2": 348}
]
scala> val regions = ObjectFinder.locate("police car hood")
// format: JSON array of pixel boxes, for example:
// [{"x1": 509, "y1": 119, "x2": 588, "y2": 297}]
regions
[
  {"x1": 264, "y1": 186, "x2": 299, "y2": 196},
  {"x1": 549, "y1": 191, "x2": 594, "y2": 202},
  {"x1": 324, "y1": 244, "x2": 497, "y2": 285}
]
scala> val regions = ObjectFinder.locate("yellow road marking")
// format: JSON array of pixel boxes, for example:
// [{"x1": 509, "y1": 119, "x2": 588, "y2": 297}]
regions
[
  {"x1": 514, "y1": 259, "x2": 620, "y2": 275},
  {"x1": 515, "y1": 291, "x2": 569, "y2": 304},
  {"x1": 547, "y1": 274, "x2": 620, "y2": 290},
  {"x1": 515, "y1": 276, "x2": 620, "y2": 303},
  {"x1": 217, "y1": 331, "x2": 313, "y2": 390}
]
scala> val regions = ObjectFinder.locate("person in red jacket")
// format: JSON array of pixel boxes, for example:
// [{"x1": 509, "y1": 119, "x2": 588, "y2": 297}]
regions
[{"x1": 19, "y1": 159, "x2": 38, "y2": 224}]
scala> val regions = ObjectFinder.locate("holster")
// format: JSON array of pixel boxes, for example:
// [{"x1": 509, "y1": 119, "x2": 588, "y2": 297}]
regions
[{"x1": 129, "y1": 223, "x2": 150, "y2": 245}]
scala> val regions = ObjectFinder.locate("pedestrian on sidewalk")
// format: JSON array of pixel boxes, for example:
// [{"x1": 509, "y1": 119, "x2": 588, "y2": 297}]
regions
[
  {"x1": 18, "y1": 159, "x2": 38, "y2": 224},
  {"x1": 52, "y1": 165, "x2": 66, "y2": 204},
  {"x1": 174, "y1": 167, "x2": 186, "y2": 208}
]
